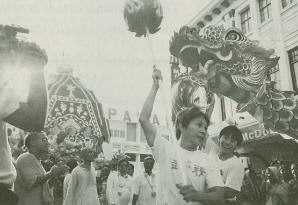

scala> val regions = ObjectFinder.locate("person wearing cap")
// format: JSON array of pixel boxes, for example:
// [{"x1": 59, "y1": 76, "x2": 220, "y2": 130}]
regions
[
  {"x1": 107, "y1": 158, "x2": 133, "y2": 205},
  {"x1": 139, "y1": 68, "x2": 224, "y2": 205},
  {"x1": 132, "y1": 156, "x2": 156, "y2": 205},
  {"x1": 211, "y1": 125, "x2": 245, "y2": 205}
]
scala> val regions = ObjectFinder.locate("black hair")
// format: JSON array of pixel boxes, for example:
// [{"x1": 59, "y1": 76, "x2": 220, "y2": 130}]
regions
[
  {"x1": 66, "y1": 159, "x2": 78, "y2": 172},
  {"x1": 118, "y1": 158, "x2": 129, "y2": 166},
  {"x1": 175, "y1": 106, "x2": 210, "y2": 140},
  {"x1": 219, "y1": 125, "x2": 243, "y2": 145},
  {"x1": 128, "y1": 163, "x2": 134, "y2": 169},
  {"x1": 24, "y1": 132, "x2": 43, "y2": 150}
]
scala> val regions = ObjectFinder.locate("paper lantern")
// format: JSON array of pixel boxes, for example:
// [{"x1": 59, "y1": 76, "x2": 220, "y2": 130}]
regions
[{"x1": 124, "y1": 0, "x2": 163, "y2": 37}]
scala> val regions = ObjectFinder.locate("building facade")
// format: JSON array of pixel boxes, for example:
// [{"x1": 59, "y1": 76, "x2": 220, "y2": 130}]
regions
[{"x1": 107, "y1": 117, "x2": 169, "y2": 175}]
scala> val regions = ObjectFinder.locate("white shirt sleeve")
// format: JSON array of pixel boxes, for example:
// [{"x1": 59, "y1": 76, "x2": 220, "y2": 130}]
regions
[
  {"x1": 224, "y1": 158, "x2": 244, "y2": 192},
  {"x1": 152, "y1": 129, "x2": 170, "y2": 162},
  {"x1": 205, "y1": 156, "x2": 224, "y2": 189}
]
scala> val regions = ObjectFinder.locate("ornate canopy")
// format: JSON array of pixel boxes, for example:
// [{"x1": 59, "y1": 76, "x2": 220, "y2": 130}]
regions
[{"x1": 44, "y1": 65, "x2": 110, "y2": 146}]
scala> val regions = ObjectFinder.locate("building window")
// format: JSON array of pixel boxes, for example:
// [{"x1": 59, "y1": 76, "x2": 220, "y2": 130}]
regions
[
  {"x1": 267, "y1": 64, "x2": 281, "y2": 89},
  {"x1": 240, "y1": 8, "x2": 251, "y2": 34},
  {"x1": 281, "y1": 0, "x2": 294, "y2": 8},
  {"x1": 289, "y1": 46, "x2": 298, "y2": 92},
  {"x1": 259, "y1": 0, "x2": 272, "y2": 23},
  {"x1": 110, "y1": 129, "x2": 125, "y2": 138},
  {"x1": 126, "y1": 122, "x2": 137, "y2": 142}
]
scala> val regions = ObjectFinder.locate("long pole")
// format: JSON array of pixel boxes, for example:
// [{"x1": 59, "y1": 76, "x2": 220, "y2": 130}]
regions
[{"x1": 145, "y1": 27, "x2": 187, "y2": 185}]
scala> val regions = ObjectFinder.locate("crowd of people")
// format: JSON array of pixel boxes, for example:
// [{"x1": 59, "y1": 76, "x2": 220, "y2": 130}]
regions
[{"x1": 4, "y1": 122, "x2": 298, "y2": 205}]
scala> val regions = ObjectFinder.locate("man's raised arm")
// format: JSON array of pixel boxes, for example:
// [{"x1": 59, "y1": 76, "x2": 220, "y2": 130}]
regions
[
  {"x1": 4, "y1": 68, "x2": 47, "y2": 131},
  {"x1": 139, "y1": 68, "x2": 162, "y2": 147}
]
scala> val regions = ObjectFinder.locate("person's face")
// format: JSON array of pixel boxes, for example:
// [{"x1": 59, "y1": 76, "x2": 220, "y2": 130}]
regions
[
  {"x1": 266, "y1": 169, "x2": 277, "y2": 183},
  {"x1": 219, "y1": 133, "x2": 238, "y2": 155},
  {"x1": 94, "y1": 161, "x2": 104, "y2": 170},
  {"x1": 31, "y1": 133, "x2": 50, "y2": 154},
  {"x1": 101, "y1": 167, "x2": 110, "y2": 178},
  {"x1": 81, "y1": 149, "x2": 95, "y2": 162},
  {"x1": 180, "y1": 116, "x2": 208, "y2": 148},
  {"x1": 127, "y1": 165, "x2": 134, "y2": 176},
  {"x1": 144, "y1": 159, "x2": 155, "y2": 173},
  {"x1": 118, "y1": 161, "x2": 129, "y2": 175}
]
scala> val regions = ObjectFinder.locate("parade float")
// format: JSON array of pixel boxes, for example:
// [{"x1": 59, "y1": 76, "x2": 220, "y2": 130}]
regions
[{"x1": 44, "y1": 65, "x2": 110, "y2": 161}]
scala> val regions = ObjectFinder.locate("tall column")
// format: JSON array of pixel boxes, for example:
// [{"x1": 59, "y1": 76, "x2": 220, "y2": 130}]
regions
[
  {"x1": 248, "y1": 0, "x2": 261, "y2": 40},
  {"x1": 270, "y1": 0, "x2": 293, "y2": 90}
]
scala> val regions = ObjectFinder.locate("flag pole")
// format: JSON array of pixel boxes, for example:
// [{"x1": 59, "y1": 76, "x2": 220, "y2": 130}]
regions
[{"x1": 145, "y1": 27, "x2": 187, "y2": 185}]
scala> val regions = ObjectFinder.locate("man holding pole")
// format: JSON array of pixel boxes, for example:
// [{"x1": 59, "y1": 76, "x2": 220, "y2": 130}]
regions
[{"x1": 139, "y1": 68, "x2": 224, "y2": 205}]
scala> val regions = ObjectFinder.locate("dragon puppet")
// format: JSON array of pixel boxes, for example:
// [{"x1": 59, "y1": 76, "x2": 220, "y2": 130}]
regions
[{"x1": 170, "y1": 25, "x2": 298, "y2": 139}]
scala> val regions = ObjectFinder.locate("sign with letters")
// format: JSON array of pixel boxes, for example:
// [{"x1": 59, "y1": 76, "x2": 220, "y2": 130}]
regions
[{"x1": 106, "y1": 107, "x2": 161, "y2": 125}]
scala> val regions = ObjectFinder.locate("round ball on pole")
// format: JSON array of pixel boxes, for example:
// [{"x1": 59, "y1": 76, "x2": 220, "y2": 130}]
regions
[{"x1": 124, "y1": 0, "x2": 163, "y2": 37}]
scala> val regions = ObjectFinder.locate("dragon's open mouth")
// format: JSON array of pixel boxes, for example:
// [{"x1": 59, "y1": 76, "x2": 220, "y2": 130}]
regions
[{"x1": 179, "y1": 45, "x2": 232, "y2": 67}]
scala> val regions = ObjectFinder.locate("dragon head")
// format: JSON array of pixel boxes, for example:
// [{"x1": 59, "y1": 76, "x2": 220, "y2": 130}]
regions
[{"x1": 170, "y1": 25, "x2": 277, "y2": 76}]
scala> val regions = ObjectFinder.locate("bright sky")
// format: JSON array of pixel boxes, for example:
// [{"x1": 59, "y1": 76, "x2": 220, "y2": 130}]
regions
[{"x1": 0, "y1": 0, "x2": 211, "y2": 123}]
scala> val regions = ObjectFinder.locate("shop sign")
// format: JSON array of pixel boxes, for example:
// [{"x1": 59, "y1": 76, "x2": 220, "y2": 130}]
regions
[
  {"x1": 241, "y1": 124, "x2": 271, "y2": 141},
  {"x1": 107, "y1": 107, "x2": 160, "y2": 124}
]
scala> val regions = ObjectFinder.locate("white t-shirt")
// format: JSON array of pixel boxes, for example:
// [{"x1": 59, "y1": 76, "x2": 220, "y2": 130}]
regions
[
  {"x1": 132, "y1": 172, "x2": 156, "y2": 205},
  {"x1": 213, "y1": 155, "x2": 244, "y2": 192},
  {"x1": 153, "y1": 130, "x2": 223, "y2": 205},
  {"x1": 107, "y1": 171, "x2": 132, "y2": 205}
]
